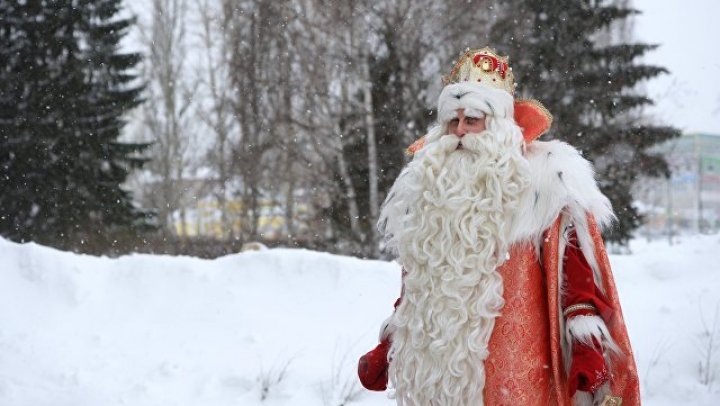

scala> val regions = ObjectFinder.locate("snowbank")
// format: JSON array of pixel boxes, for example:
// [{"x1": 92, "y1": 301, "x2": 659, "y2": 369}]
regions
[{"x1": 0, "y1": 235, "x2": 719, "y2": 405}]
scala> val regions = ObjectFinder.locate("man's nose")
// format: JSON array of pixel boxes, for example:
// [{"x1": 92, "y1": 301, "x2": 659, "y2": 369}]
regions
[{"x1": 453, "y1": 122, "x2": 466, "y2": 137}]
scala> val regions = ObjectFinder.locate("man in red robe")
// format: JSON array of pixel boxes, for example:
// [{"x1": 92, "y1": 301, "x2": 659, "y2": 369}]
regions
[{"x1": 358, "y1": 47, "x2": 640, "y2": 405}]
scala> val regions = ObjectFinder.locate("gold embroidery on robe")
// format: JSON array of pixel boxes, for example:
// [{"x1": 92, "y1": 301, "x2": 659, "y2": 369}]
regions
[{"x1": 483, "y1": 215, "x2": 640, "y2": 405}]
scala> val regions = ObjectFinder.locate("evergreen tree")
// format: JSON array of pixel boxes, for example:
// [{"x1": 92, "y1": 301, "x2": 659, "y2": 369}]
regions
[
  {"x1": 0, "y1": 0, "x2": 151, "y2": 249},
  {"x1": 490, "y1": 0, "x2": 680, "y2": 245}
]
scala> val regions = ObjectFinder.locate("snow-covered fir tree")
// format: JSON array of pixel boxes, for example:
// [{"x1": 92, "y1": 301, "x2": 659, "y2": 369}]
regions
[
  {"x1": 0, "y1": 0, "x2": 151, "y2": 250},
  {"x1": 490, "y1": 0, "x2": 680, "y2": 245}
]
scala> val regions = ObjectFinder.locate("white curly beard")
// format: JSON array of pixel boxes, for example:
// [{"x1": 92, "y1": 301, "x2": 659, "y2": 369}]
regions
[{"x1": 379, "y1": 121, "x2": 531, "y2": 406}]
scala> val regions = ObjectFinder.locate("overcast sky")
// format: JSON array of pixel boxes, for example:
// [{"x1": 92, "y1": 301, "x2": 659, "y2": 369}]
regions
[{"x1": 632, "y1": 0, "x2": 720, "y2": 135}]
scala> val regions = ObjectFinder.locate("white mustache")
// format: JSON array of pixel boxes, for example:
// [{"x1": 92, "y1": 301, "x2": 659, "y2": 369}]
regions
[{"x1": 438, "y1": 131, "x2": 493, "y2": 153}]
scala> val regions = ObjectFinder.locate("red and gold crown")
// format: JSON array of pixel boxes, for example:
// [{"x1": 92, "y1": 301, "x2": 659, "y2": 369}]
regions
[
  {"x1": 442, "y1": 47, "x2": 516, "y2": 95},
  {"x1": 405, "y1": 47, "x2": 555, "y2": 154}
]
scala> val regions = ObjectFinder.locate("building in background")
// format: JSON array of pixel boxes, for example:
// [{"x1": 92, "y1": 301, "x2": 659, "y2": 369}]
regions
[
  {"x1": 129, "y1": 166, "x2": 316, "y2": 243},
  {"x1": 171, "y1": 193, "x2": 314, "y2": 241},
  {"x1": 636, "y1": 133, "x2": 720, "y2": 240}
]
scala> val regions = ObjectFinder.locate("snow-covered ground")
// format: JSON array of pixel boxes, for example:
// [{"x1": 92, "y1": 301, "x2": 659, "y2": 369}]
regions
[{"x1": 1, "y1": 235, "x2": 719, "y2": 405}]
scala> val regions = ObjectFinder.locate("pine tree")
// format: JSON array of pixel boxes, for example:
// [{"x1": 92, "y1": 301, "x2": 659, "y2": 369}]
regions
[
  {"x1": 490, "y1": 0, "x2": 680, "y2": 245},
  {"x1": 0, "y1": 0, "x2": 151, "y2": 250}
]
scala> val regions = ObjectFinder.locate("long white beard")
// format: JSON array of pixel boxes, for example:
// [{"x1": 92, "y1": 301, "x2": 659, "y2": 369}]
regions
[{"x1": 379, "y1": 124, "x2": 530, "y2": 406}]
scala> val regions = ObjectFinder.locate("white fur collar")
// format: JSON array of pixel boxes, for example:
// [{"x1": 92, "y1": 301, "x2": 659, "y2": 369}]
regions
[{"x1": 508, "y1": 139, "x2": 614, "y2": 246}]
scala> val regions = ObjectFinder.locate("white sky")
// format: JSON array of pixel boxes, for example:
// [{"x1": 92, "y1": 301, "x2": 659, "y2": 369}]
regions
[{"x1": 633, "y1": 0, "x2": 720, "y2": 134}]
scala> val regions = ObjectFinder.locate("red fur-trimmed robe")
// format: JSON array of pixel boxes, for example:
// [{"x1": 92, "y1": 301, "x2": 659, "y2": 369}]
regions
[
  {"x1": 359, "y1": 140, "x2": 641, "y2": 405},
  {"x1": 480, "y1": 214, "x2": 639, "y2": 405}
]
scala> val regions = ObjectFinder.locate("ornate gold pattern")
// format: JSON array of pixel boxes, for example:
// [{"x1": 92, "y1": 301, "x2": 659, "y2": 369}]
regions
[
  {"x1": 601, "y1": 395, "x2": 623, "y2": 406},
  {"x1": 484, "y1": 244, "x2": 555, "y2": 405},
  {"x1": 435, "y1": 213, "x2": 640, "y2": 404},
  {"x1": 586, "y1": 215, "x2": 641, "y2": 405},
  {"x1": 543, "y1": 219, "x2": 573, "y2": 406},
  {"x1": 562, "y1": 303, "x2": 598, "y2": 317},
  {"x1": 443, "y1": 47, "x2": 516, "y2": 95},
  {"x1": 541, "y1": 215, "x2": 641, "y2": 405}
]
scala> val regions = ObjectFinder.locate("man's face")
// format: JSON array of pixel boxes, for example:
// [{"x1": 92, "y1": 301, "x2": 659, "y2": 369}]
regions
[{"x1": 447, "y1": 109, "x2": 486, "y2": 137}]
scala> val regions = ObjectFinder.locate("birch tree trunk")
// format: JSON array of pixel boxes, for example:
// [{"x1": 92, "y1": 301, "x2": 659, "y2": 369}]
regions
[
  {"x1": 335, "y1": 124, "x2": 361, "y2": 236},
  {"x1": 362, "y1": 52, "x2": 379, "y2": 255},
  {"x1": 197, "y1": 0, "x2": 236, "y2": 240},
  {"x1": 139, "y1": 0, "x2": 196, "y2": 237}
]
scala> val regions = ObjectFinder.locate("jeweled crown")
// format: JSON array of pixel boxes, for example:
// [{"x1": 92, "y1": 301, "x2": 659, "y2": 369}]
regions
[{"x1": 442, "y1": 47, "x2": 516, "y2": 95}]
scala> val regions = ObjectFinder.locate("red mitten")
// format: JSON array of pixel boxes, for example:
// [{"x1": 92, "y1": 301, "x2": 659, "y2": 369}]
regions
[
  {"x1": 568, "y1": 339, "x2": 610, "y2": 397},
  {"x1": 358, "y1": 338, "x2": 391, "y2": 391}
]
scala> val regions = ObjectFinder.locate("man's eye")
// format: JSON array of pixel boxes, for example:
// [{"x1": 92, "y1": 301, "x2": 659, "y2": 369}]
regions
[{"x1": 466, "y1": 118, "x2": 478, "y2": 124}]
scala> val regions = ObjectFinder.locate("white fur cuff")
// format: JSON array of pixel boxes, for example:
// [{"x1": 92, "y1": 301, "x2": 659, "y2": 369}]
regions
[
  {"x1": 573, "y1": 390, "x2": 593, "y2": 406},
  {"x1": 437, "y1": 82, "x2": 514, "y2": 123},
  {"x1": 565, "y1": 315, "x2": 621, "y2": 355},
  {"x1": 573, "y1": 382, "x2": 611, "y2": 406},
  {"x1": 378, "y1": 314, "x2": 395, "y2": 341}
]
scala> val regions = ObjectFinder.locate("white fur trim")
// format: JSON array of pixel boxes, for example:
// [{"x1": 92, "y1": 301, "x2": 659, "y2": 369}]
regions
[
  {"x1": 573, "y1": 390, "x2": 593, "y2": 406},
  {"x1": 509, "y1": 140, "x2": 615, "y2": 291},
  {"x1": 593, "y1": 382, "x2": 611, "y2": 404},
  {"x1": 558, "y1": 215, "x2": 571, "y2": 370},
  {"x1": 509, "y1": 140, "x2": 614, "y2": 246},
  {"x1": 565, "y1": 315, "x2": 621, "y2": 356},
  {"x1": 420, "y1": 125, "x2": 443, "y2": 146},
  {"x1": 437, "y1": 82, "x2": 514, "y2": 123},
  {"x1": 573, "y1": 382, "x2": 611, "y2": 406},
  {"x1": 378, "y1": 313, "x2": 395, "y2": 341},
  {"x1": 515, "y1": 141, "x2": 620, "y2": 377}
]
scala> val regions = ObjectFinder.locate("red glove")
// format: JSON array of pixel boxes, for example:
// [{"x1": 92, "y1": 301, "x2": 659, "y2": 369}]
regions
[
  {"x1": 358, "y1": 338, "x2": 391, "y2": 391},
  {"x1": 568, "y1": 338, "x2": 610, "y2": 396}
]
